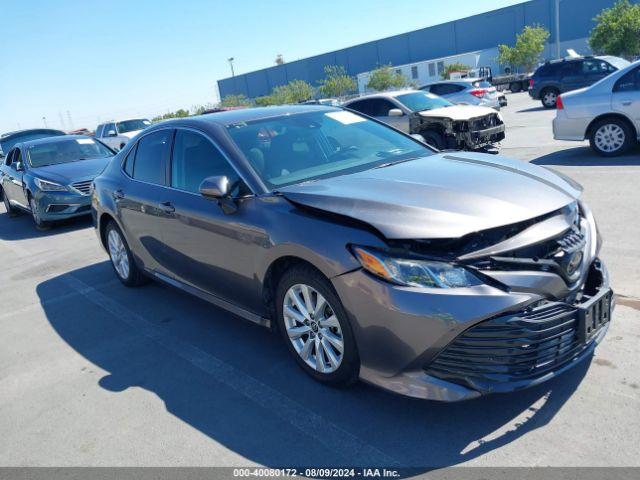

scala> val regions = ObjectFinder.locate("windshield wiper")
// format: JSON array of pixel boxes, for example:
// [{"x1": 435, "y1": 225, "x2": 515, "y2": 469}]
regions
[{"x1": 373, "y1": 155, "x2": 422, "y2": 169}]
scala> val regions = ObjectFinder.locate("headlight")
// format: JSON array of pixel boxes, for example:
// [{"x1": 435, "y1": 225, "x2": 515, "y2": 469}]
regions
[
  {"x1": 34, "y1": 178, "x2": 68, "y2": 192},
  {"x1": 352, "y1": 246, "x2": 482, "y2": 288}
]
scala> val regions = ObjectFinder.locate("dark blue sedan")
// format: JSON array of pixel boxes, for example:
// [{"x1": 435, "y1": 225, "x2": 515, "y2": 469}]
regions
[{"x1": 0, "y1": 135, "x2": 115, "y2": 229}]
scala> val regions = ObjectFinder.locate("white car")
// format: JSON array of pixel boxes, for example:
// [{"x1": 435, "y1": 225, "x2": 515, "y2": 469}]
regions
[
  {"x1": 553, "y1": 60, "x2": 640, "y2": 156},
  {"x1": 419, "y1": 79, "x2": 501, "y2": 110},
  {"x1": 95, "y1": 118, "x2": 151, "y2": 151},
  {"x1": 343, "y1": 90, "x2": 505, "y2": 151}
]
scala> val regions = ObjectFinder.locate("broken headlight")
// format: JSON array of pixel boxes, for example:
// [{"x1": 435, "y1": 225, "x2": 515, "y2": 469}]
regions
[{"x1": 352, "y1": 246, "x2": 482, "y2": 288}]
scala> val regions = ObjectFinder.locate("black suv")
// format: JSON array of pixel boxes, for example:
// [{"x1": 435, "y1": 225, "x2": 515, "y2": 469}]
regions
[{"x1": 529, "y1": 55, "x2": 629, "y2": 108}]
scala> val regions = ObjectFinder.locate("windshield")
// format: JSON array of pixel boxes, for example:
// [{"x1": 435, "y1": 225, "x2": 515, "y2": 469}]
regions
[
  {"x1": 0, "y1": 131, "x2": 65, "y2": 156},
  {"x1": 226, "y1": 110, "x2": 432, "y2": 189},
  {"x1": 116, "y1": 119, "x2": 151, "y2": 134},
  {"x1": 27, "y1": 138, "x2": 113, "y2": 168},
  {"x1": 395, "y1": 92, "x2": 453, "y2": 112},
  {"x1": 603, "y1": 56, "x2": 631, "y2": 70}
]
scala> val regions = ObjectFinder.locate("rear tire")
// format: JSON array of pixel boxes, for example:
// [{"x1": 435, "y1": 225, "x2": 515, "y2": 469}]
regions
[
  {"x1": 541, "y1": 88, "x2": 559, "y2": 108},
  {"x1": 589, "y1": 118, "x2": 634, "y2": 157},
  {"x1": 275, "y1": 264, "x2": 359, "y2": 387},
  {"x1": 421, "y1": 131, "x2": 445, "y2": 150},
  {"x1": 106, "y1": 221, "x2": 149, "y2": 287},
  {"x1": 509, "y1": 82, "x2": 522, "y2": 93},
  {"x1": 2, "y1": 189, "x2": 18, "y2": 217}
]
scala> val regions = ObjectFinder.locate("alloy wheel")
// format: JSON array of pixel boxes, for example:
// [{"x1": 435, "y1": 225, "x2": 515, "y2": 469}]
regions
[
  {"x1": 543, "y1": 90, "x2": 557, "y2": 107},
  {"x1": 108, "y1": 228, "x2": 130, "y2": 280},
  {"x1": 594, "y1": 124, "x2": 625, "y2": 153},
  {"x1": 283, "y1": 283, "x2": 344, "y2": 374}
]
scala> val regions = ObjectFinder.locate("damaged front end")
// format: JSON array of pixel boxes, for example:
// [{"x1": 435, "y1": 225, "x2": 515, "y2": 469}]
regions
[
  {"x1": 410, "y1": 110, "x2": 505, "y2": 151},
  {"x1": 388, "y1": 200, "x2": 612, "y2": 396}
]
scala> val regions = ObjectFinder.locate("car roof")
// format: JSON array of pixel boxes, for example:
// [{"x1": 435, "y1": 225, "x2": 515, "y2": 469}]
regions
[
  {"x1": 154, "y1": 105, "x2": 342, "y2": 127},
  {"x1": 15, "y1": 135, "x2": 94, "y2": 149},
  {"x1": 1, "y1": 128, "x2": 66, "y2": 140}
]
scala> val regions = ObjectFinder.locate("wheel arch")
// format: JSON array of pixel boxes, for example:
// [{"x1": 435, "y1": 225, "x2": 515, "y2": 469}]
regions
[
  {"x1": 98, "y1": 211, "x2": 118, "y2": 250},
  {"x1": 585, "y1": 113, "x2": 638, "y2": 140}
]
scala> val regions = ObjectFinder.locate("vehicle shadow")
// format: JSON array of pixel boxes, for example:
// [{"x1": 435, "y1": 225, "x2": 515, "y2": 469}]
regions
[
  {"x1": 517, "y1": 106, "x2": 547, "y2": 113},
  {"x1": 531, "y1": 145, "x2": 640, "y2": 166},
  {"x1": 37, "y1": 262, "x2": 592, "y2": 471},
  {"x1": 0, "y1": 207, "x2": 92, "y2": 241}
]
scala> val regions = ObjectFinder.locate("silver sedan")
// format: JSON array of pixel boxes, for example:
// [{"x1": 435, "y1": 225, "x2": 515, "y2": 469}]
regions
[
  {"x1": 553, "y1": 60, "x2": 640, "y2": 156},
  {"x1": 419, "y1": 79, "x2": 501, "y2": 110}
]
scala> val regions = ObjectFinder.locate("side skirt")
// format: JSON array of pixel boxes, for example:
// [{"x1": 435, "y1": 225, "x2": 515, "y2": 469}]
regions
[{"x1": 149, "y1": 270, "x2": 271, "y2": 329}]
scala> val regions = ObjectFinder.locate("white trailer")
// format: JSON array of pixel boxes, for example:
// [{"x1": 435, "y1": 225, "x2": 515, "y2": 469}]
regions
[{"x1": 356, "y1": 48, "x2": 500, "y2": 94}]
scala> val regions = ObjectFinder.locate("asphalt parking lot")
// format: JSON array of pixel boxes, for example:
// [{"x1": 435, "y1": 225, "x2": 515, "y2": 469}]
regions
[{"x1": 0, "y1": 93, "x2": 639, "y2": 469}]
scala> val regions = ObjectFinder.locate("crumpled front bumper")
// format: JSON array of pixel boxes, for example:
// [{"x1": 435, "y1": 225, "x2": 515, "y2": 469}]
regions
[{"x1": 332, "y1": 259, "x2": 611, "y2": 402}]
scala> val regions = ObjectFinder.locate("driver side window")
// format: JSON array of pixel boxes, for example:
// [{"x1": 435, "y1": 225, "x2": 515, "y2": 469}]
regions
[
  {"x1": 171, "y1": 129, "x2": 240, "y2": 195},
  {"x1": 614, "y1": 67, "x2": 640, "y2": 92}
]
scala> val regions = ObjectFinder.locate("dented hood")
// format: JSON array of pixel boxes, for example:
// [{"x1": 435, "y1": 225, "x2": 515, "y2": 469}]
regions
[
  {"x1": 418, "y1": 104, "x2": 498, "y2": 120},
  {"x1": 279, "y1": 152, "x2": 581, "y2": 239}
]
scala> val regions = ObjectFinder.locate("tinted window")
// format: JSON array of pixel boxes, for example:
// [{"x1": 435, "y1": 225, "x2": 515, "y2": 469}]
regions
[
  {"x1": 104, "y1": 123, "x2": 116, "y2": 136},
  {"x1": 132, "y1": 130, "x2": 172, "y2": 185},
  {"x1": 117, "y1": 119, "x2": 151, "y2": 134},
  {"x1": 171, "y1": 130, "x2": 239, "y2": 194},
  {"x1": 614, "y1": 67, "x2": 640, "y2": 92},
  {"x1": 429, "y1": 84, "x2": 464, "y2": 95},
  {"x1": 123, "y1": 144, "x2": 136, "y2": 177},
  {"x1": 560, "y1": 62, "x2": 581, "y2": 77},
  {"x1": 347, "y1": 99, "x2": 397, "y2": 117},
  {"x1": 582, "y1": 59, "x2": 612, "y2": 75},
  {"x1": 536, "y1": 64, "x2": 557, "y2": 78},
  {"x1": 96, "y1": 125, "x2": 104, "y2": 138}
]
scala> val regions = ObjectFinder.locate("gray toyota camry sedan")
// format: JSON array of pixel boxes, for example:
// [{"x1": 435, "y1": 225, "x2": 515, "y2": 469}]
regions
[{"x1": 91, "y1": 105, "x2": 612, "y2": 401}]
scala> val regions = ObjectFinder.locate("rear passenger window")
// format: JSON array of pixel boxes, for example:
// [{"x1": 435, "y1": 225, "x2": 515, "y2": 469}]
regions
[
  {"x1": 132, "y1": 130, "x2": 172, "y2": 185},
  {"x1": 123, "y1": 144, "x2": 136, "y2": 177},
  {"x1": 171, "y1": 129, "x2": 239, "y2": 194}
]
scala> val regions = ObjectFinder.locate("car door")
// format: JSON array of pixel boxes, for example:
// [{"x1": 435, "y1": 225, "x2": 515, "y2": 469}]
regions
[
  {"x1": 157, "y1": 127, "x2": 265, "y2": 312},
  {"x1": 612, "y1": 66, "x2": 640, "y2": 134},
  {"x1": 116, "y1": 128, "x2": 176, "y2": 273},
  {"x1": 101, "y1": 122, "x2": 119, "y2": 149},
  {"x1": 582, "y1": 59, "x2": 613, "y2": 87},
  {"x1": 4, "y1": 148, "x2": 29, "y2": 208},
  {"x1": 559, "y1": 61, "x2": 584, "y2": 92},
  {"x1": 371, "y1": 98, "x2": 410, "y2": 132}
]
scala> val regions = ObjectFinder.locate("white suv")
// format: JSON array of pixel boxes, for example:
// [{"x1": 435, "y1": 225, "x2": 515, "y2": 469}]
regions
[{"x1": 95, "y1": 118, "x2": 151, "y2": 150}]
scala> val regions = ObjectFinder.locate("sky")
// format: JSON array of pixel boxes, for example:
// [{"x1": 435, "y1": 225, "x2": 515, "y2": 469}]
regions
[{"x1": 0, "y1": 0, "x2": 526, "y2": 132}]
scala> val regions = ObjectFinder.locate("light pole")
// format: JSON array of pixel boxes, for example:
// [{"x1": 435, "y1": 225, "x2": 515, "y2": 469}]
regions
[
  {"x1": 228, "y1": 57, "x2": 235, "y2": 77},
  {"x1": 555, "y1": 0, "x2": 561, "y2": 59},
  {"x1": 42, "y1": 116, "x2": 48, "y2": 128}
]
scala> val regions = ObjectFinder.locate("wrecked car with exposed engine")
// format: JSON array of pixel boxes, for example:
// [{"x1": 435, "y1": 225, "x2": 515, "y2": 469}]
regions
[
  {"x1": 343, "y1": 90, "x2": 505, "y2": 152},
  {"x1": 92, "y1": 105, "x2": 612, "y2": 401}
]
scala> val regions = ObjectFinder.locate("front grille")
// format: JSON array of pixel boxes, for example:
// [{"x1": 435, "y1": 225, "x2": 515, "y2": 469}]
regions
[
  {"x1": 72, "y1": 180, "x2": 93, "y2": 195},
  {"x1": 425, "y1": 302, "x2": 589, "y2": 388}
]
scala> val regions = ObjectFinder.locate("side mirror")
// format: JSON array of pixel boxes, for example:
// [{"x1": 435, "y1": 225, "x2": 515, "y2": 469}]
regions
[
  {"x1": 388, "y1": 108, "x2": 404, "y2": 117},
  {"x1": 410, "y1": 134, "x2": 426, "y2": 143},
  {"x1": 199, "y1": 175, "x2": 230, "y2": 199},
  {"x1": 107, "y1": 130, "x2": 117, "y2": 137},
  {"x1": 14, "y1": 161, "x2": 24, "y2": 172}
]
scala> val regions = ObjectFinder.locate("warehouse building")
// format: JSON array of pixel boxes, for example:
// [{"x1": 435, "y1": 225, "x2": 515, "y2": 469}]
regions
[{"x1": 217, "y1": 0, "x2": 621, "y2": 99}]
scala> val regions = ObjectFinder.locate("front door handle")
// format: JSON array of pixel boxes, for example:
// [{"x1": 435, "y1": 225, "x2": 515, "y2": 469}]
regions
[
  {"x1": 622, "y1": 101, "x2": 632, "y2": 106},
  {"x1": 112, "y1": 189, "x2": 125, "y2": 200},
  {"x1": 158, "y1": 201, "x2": 175, "y2": 214}
]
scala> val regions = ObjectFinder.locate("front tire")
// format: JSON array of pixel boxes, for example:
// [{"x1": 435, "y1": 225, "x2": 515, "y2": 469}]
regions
[
  {"x1": 2, "y1": 189, "x2": 18, "y2": 217},
  {"x1": 275, "y1": 265, "x2": 359, "y2": 386},
  {"x1": 29, "y1": 195, "x2": 50, "y2": 230},
  {"x1": 589, "y1": 118, "x2": 634, "y2": 157},
  {"x1": 509, "y1": 82, "x2": 522, "y2": 93},
  {"x1": 106, "y1": 221, "x2": 148, "y2": 287},
  {"x1": 541, "y1": 88, "x2": 559, "y2": 108}
]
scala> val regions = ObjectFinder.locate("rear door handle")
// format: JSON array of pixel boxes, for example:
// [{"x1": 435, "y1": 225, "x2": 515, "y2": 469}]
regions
[
  {"x1": 622, "y1": 101, "x2": 633, "y2": 106},
  {"x1": 112, "y1": 189, "x2": 125, "y2": 200},
  {"x1": 158, "y1": 201, "x2": 175, "y2": 214}
]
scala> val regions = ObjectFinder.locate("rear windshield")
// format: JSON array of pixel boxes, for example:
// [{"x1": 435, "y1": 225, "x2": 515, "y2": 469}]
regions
[
  {"x1": 27, "y1": 138, "x2": 113, "y2": 168},
  {"x1": 116, "y1": 119, "x2": 151, "y2": 134}
]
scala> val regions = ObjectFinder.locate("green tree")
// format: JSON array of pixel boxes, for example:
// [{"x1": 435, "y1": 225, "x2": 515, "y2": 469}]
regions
[
  {"x1": 589, "y1": 0, "x2": 640, "y2": 59},
  {"x1": 498, "y1": 25, "x2": 550, "y2": 72},
  {"x1": 220, "y1": 94, "x2": 252, "y2": 108},
  {"x1": 151, "y1": 108, "x2": 191, "y2": 123},
  {"x1": 256, "y1": 80, "x2": 315, "y2": 105},
  {"x1": 318, "y1": 65, "x2": 357, "y2": 98},
  {"x1": 441, "y1": 62, "x2": 471, "y2": 80},
  {"x1": 365, "y1": 64, "x2": 407, "y2": 92}
]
